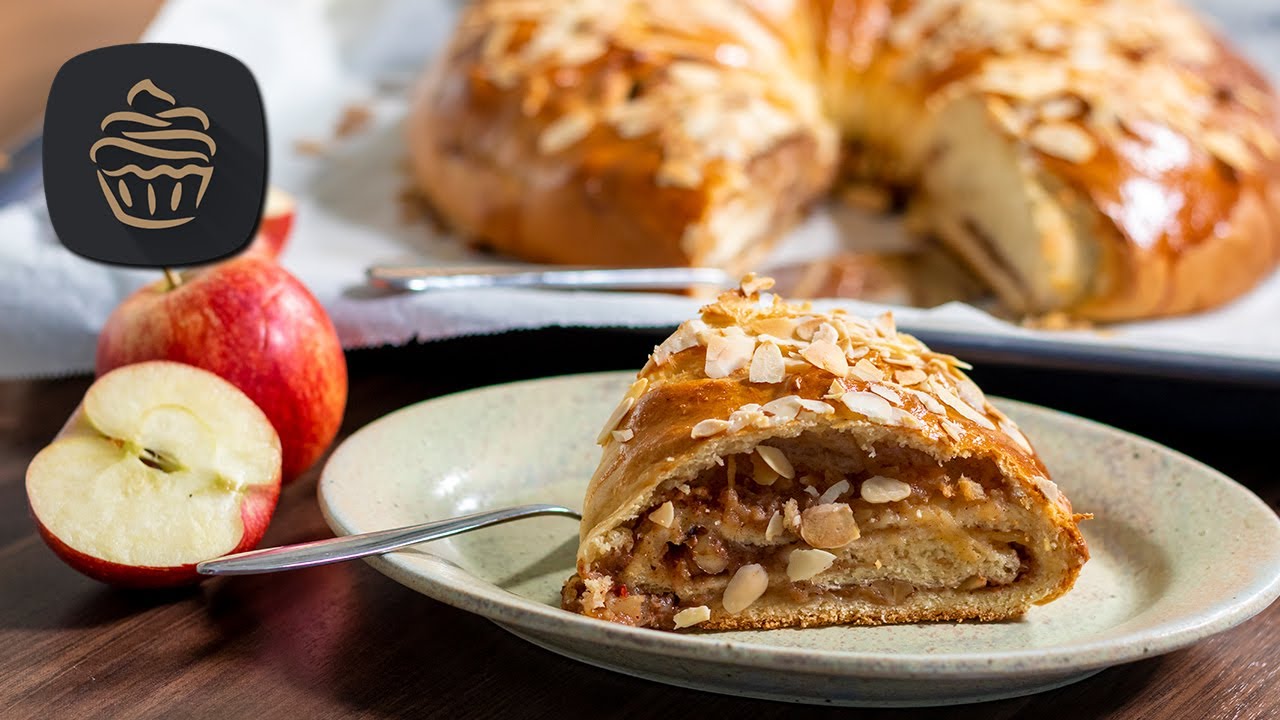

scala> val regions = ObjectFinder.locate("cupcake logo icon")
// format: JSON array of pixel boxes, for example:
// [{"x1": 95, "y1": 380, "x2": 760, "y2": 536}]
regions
[
  {"x1": 45, "y1": 43, "x2": 266, "y2": 266},
  {"x1": 89, "y1": 79, "x2": 216, "y2": 229}
]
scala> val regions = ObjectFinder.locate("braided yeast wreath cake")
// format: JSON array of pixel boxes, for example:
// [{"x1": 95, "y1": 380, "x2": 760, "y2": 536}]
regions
[
  {"x1": 562, "y1": 277, "x2": 1088, "y2": 630},
  {"x1": 409, "y1": 0, "x2": 1280, "y2": 321}
]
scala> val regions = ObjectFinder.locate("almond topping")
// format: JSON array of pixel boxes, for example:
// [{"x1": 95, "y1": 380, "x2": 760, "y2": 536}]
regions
[
  {"x1": 626, "y1": 377, "x2": 650, "y2": 400},
  {"x1": 538, "y1": 110, "x2": 594, "y2": 155},
  {"x1": 761, "y1": 395, "x2": 802, "y2": 419},
  {"x1": 787, "y1": 548, "x2": 837, "y2": 582},
  {"x1": 1032, "y1": 475, "x2": 1063, "y2": 504},
  {"x1": 840, "y1": 391, "x2": 898, "y2": 425},
  {"x1": 727, "y1": 406, "x2": 767, "y2": 432},
  {"x1": 653, "y1": 319, "x2": 706, "y2": 366},
  {"x1": 722, "y1": 564, "x2": 768, "y2": 614},
  {"x1": 783, "y1": 357, "x2": 812, "y2": 374},
  {"x1": 755, "y1": 446, "x2": 795, "y2": 479},
  {"x1": 874, "y1": 312, "x2": 896, "y2": 337},
  {"x1": 1028, "y1": 122, "x2": 1097, "y2": 163},
  {"x1": 749, "y1": 342, "x2": 785, "y2": 384},
  {"x1": 1204, "y1": 131, "x2": 1256, "y2": 172},
  {"x1": 799, "y1": 504, "x2": 860, "y2": 549},
  {"x1": 818, "y1": 479, "x2": 850, "y2": 504},
  {"x1": 752, "y1": 317, "x2": 798, "y2": 338},
  {"x1": 749, "y1": 451, "x2": 780, "y2": 486},
  {"x1": 955, "y1": 377, "x2": 987, "y2": 413},
  {"x1": 801, "y1": 340, "x2": 848, "y2": 376},
  {"x1": 691, "y1": 418, "x2": 731, "y2": 439},
  {"x1": 849, "y1": 358, "x2": 885, "y2": 382},
  {"x1": 812, "y1": 322, "x2": 840, "y2": 346},
  {"x1": 611, "y1": 429, "x2": 634, "y2": 443},
  {"x1": 1038, "y1": 96, "x2": 1084, "y2": 121},
  {"x1": 797, "y1": 398, "x2": 835, "y2": 415},
  {"x1": 648, "y1": 501, "x2": 675, "y2": 528},
  {"x1": 795, "y1": 318, "x2": 822, "y2": 341},
  {"x1": 596, "y1": 396, "x2": 635, "y2": 445},
  {"x1": 740, "y1": 273, "x2": 775, "y2": 295},
  {"x1": 705, "y1": 333, "x2": 756, "y2": 378},
  {"x1": 1000, "y1": 419, "x2": 1035, "y2": 454},
  {"x1": 860, "y1": 476, "x2": 912, "y2": 503},
  {"x1": 765, "y1": 511, "x2": 784, "y2": 542},
  {"x1": 673, "y1": 605, "x2": 712, "y2": 629},
  {"x1": 934, "y1": 385, "x2": 997, "y2": 429},
  {"x1": 892, "y1": 371, "x2": 925, "y2": 390},
  {"x1": 941, "y1": 420, "x2": 965, "y2": 441},
  {"x1": 907, "y1": 388, "x2": 947, "y2": 415},
  {"x1": 869, "y1": 384, "x2": 902, "y2": 406}
]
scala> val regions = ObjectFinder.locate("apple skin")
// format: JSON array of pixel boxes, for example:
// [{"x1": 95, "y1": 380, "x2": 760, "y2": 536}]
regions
[
  {"x1": 244, "y1": 187, "x2": 296, "y2": 260},
  {"x1": 96, "y1": 256, "x2": 347, "y2": 483},
  {"x1": 30, "y1": 473, "x2": 279, "y2": 589}
]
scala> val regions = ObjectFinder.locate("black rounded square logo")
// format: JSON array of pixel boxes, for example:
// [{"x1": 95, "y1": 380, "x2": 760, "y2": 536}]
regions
[{"x1": 44, "y1": 43, "x2": 267, "y2": 267}]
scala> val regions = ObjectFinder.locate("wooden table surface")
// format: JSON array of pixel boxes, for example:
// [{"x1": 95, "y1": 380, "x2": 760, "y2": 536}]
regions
[{"x1": 1, "y1": 330, "x2": 1277, "y2": 720}]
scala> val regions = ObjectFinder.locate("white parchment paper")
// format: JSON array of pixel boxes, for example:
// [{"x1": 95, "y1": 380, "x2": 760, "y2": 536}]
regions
[{"x1": 0, "y1": 0, "x2": 1277, "y2": 378}]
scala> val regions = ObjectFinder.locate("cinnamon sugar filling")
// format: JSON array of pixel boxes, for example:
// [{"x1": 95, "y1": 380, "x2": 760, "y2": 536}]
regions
[{"x1": 566, "y1": 440, "x2": 1039, "y2": 629}]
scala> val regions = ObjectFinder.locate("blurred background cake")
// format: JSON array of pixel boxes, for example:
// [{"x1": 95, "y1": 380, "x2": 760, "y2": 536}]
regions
[{"x1": 89, "y1": 78, "x2": 215, "y2": 229}]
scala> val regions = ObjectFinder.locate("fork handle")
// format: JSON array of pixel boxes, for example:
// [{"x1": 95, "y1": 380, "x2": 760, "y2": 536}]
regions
[
  {"x1": 366, "y1": 264, "x2": 731, "y2": 292},
  {"x1": 196, "y1": 503, "x2": 581, "y2": 576}
]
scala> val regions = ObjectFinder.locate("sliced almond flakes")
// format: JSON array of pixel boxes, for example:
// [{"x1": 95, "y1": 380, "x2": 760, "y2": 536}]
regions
[
  {"x1": 802, "y1": 340, "x2": 848, "y2": 376},
  {"x1": 705, "y1": 333, "x2": 756, "y2": 378},
  {"x1": 755, "y1": 445, "x2": 795, "y2": 479},
  {"x1": 849, "y1": 358, "x2": 885, "y2": 383},
  {"x1": 596, "y1": 395, "x2": 635, "y2": 445},
  {"x1": 538, "y1": 111, "x2": 595, "y2": 155},
  {"x1": 648, "y1": 501, "x2": 675, "y2": 528},
  {"x1": 653, "y1": 319, "x2": 706, "y2": 366},
  {"x1": 761, "y1": 395, "x2": 802, "y2": 420},
  {"x1": 765, "y1": 511, "x2": 784, "y2": 542},
  {"x1": 691, "y1": 418, "x2": 731, "y2": 439},
  {"x1": 896, "y1": 368, "x2": 928, "y2": 386},
  {"x1": 1028, "y1": 122, "x2": 1097, "y2": 163},
  {"x1": 740, "y1": 273, "x2": 775, "y2": 296},
  {"x1": 869, "y1": 384, "x2": 903, "y2": 406},
  {"x1": 797, "y1": 398, "x2": 835, "y2": 415},
  {"x1": 749, "y1": 342, "x2": 785, "y2": 384}
]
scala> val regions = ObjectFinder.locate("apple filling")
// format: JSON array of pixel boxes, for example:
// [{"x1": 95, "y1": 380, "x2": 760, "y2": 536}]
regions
[{"x1": 564, "y1": 437, "x2": 1042, "y2": 629}]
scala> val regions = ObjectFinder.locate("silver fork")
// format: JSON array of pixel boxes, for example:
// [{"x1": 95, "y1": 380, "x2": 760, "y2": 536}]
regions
[
  {"x1": 196, "y1": 504, "x2": 581, "y2": 576},
  {"x1": 366, "y1": 264, "x2": 731, "y2": 292}
]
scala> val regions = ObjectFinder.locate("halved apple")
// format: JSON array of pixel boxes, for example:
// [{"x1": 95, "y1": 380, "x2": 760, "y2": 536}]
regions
[{"x1": 26, "y1": 361, "x2": 282, "y2": 587}]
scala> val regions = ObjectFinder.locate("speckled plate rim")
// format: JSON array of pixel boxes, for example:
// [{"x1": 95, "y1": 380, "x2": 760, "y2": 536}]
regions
[{"x1": 319, "y1": 371, "x2": 1280, "y2": 679}]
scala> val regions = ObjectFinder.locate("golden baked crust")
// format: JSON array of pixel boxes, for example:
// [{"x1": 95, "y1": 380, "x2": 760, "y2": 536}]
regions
[
  {"x1": 563, "y1": 276, "x2": 1088, "y2": 631},
  {"x1": 408, "y1": 0, "x2": 836, "y2": 273},
  {"x1": 411, "y1": 0, "x2": 1280, "y2": 321}
]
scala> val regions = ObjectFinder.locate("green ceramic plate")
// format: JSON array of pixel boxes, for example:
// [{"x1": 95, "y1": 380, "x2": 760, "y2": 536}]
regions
[{"x1": 318, "y1": 372, "x2": 1280, "y2": 707}]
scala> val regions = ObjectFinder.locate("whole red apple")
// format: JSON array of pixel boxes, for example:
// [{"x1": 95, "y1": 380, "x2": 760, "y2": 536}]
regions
[
  {"x1": 244, "y1": 186, "x2": 296, "y2": 260},
  {"x1": 27, "y1": 361, "x2": 282, "y2": 587},
  {"x1": 97, "y1": 255, "x2": 347, "y2": 482}
]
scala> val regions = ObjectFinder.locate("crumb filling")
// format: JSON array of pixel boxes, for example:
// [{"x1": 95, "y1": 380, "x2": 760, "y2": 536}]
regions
[{"x1": 565, "y1": 440, "x2": 1035, "y2": 629}]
